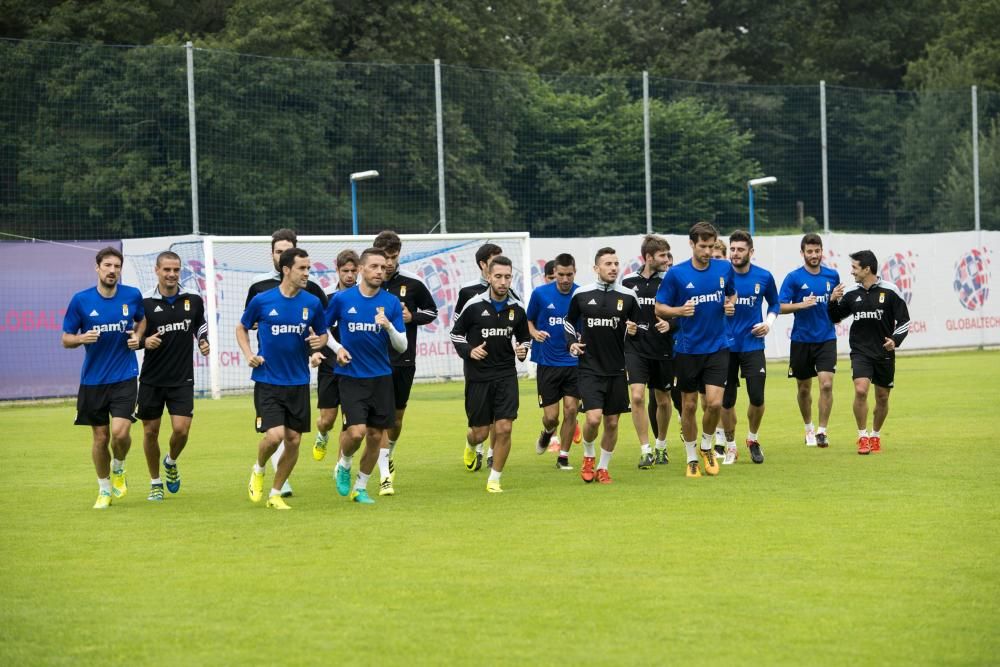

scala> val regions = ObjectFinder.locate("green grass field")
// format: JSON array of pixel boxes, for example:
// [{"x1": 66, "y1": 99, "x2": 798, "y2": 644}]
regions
[{"x1": 2, "y1": 351, "x2": 999, "y2": 665}]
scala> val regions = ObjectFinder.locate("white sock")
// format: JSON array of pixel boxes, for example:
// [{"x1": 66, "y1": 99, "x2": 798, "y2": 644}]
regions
[
  {"x1": 488, "y1": 469, "x2": 501, "y2": 482},
  {"x1": 714, "y1": 428, "x2": 725, "y2": 444},
  {"x1": 98, "y1": 477, "x2": 111, "y2": 492},
  {"x1": 598, "y1": 449, "x2": 613, "y2": 470},
  {"x1": 726, "y1": 440, "x2": 736, "y2": 449},
  {"x1": 748, "y1": 431, "x2": 759, "y2": 442},
  {"x1": 804, "y1": 422, "x2": 815, "y2": 432},
  {"x1": 377, "y1": 449, "x2": 391, "y2": 478},
  {"x1": 338, "y1": 454, "x2": 353, "y2": 470},
  {"x1": 112, "y1": 458, "x2": 124, "y2": 471},
  {"x1": 700, "y1": 433, "x2": 713, "y2": 451},
  {"x1": 354, "y1": 472, "x2": 369, "y2": 491},
  {"x1": 583, "y1": 440, "x2": 596, "y2": 458},
  {"x1": 164, "y1": 455, "x2": 176, "y2": 465},
  {"x1": 817, "y1": 426, "x2": 827, "y2": 435},
  {"x1": 871, "y1": 430, "x2": 880, "y2": 438},
  {"x1": 858, "y1": 429, "x2": 868, "y2": 438},
  {"x1": 270, "y1": 442, "x2": 285, "y2": 471},
  {"x1": 559, "y1": 450, "x2": 569, "y2": 458},
  {"x1": 684, "y1": 441, "x2": 698, "y2": 463},
  {"x1": 640, "y1": 443, "x2": 651, "y2": 455},
  {"x1": 655, "y1": 438, "x2": 667, "y2": 450},
  {"x1": 269, "y1": 487, "x2": 281, "y2": 497},
  {"x1": 474, "y1": 442, "x2": 484, "y2": 454},
  {"x1": 388, "y1": 439, "x2": 397, "y2": 456},
  {"x1": 253, "y1": 462, "x2": 265, "y2": 474},
  {"x1": 486, "y1": 447, "x2": 494, "y2": 458},
  {"x1": 151, "y1": 477, "x2": 162, "y2": 485}
]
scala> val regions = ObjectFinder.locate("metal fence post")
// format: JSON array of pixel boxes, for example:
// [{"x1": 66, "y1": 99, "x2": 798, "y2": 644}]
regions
[
  {"x1": 435, "y1": 59, "x2": 447, "y2": 234},
  {"x1": 643, "y1": 71, "x2": 652, "y2": 234},
  {"x1": 185, "y1": 41, "x2": 200, "y2": 236},
  {"x1": 820, "y1": 80, "x2": 830, "y2": 234},
  {"x1": 972, "y1": 85, "x2": 981, "y2": 234}
]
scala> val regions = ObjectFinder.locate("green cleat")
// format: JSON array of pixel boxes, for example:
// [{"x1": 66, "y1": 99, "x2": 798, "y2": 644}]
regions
[
  {"x1": 313, "y1": 431, "x2": 328, "y2": 461},
  {"x1": 93, "y1": 490, "x2": 112, "y2": 509},
  {"x1": 334, "y1": 464, "x2": 351, "y2": 496},
  {"x1": 111, "y1": 467, "x2": 128, "y2": 499},
  {"x1": 163, "y1": 458, "x2": 180, "y2": 493},
  {"x1": 147, "y1": 484, "x2": 165, "y2": 502},
  {"x1": 350, "y1": 489, "x2": 375, "y2": 504}
]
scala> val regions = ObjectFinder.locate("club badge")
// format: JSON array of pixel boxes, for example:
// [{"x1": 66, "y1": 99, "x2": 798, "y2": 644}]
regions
[
  {"x1": 616, "y1": 299, "x2": 623, "y2": 311},
  {"x1": 255, "y1": 416, "x2": 262, "y2": 429},
  {"x1": 400, "y1": 286, "x2": 407, "y2": 297},
  {"x1": 508, "y1": 309, "x2": 515, "y2": 321},
  {"x1": 122, "y1": 304, "x2": 129, "y2": 316},
  {"x1": 184, "y1": 299, "x2": 190, "y2": 311},
  {"x1": 720, "y1": 277, "x2": 725, "y2": 289},
  {"x1": 754, "y1": 283, "x2": 760, "y2": 294},
  {"x1": 879, "y1": 292, "x2": 885, "y2": 304},
  {"x1": 302, "y1": 307, "x2": 309, "y2": 320}
]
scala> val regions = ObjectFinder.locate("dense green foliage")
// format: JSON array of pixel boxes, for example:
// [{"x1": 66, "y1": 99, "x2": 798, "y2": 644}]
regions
[{"x1": 0, "y1": 1, "x2": 997, "y2": 238}]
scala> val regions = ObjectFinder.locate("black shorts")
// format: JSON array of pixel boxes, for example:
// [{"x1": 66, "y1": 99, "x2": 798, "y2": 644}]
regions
[
  {"x1": 391, "y1": 365, "x2": 417, "y2": 410},
  {"x1": 254, "y1": 382, "x2": 311, "y2": 434},
  {"x1": 674, "y1": 350, "x2": 729, "y2": 393},
  {"x1": 851, "y1": 353, "x2": 895, "y2": 389},
  {"x1": 625, "y1": 353, "x2": 673, "y2": 391},
  {"x1": 340, "y1": 375, "x2": 395, "y2": 428},
  {"x1": 725, "y1": 349, "x2": 767, "y2": 388},
  {"x1": 75, "y1": 378, "x2": 138, "y2": 426},
  {"x1": 788, "y1": 340, "x2": 837, "y2": 380},
  {"x1": 317, "y1": 371, "x2": 341, "y2": 409},
  {"x1": 135, "y1": 383, "x2": 194, "y2": 420},
  {"x1": 578, "y1": 372, "x2": 630, "y2": 416},
  {"x1": 466, "y1": 375, "x2": 519, "y2": 427},
  {"x1": 536, "y1": 365, "x2": 580, "y2": 407}
]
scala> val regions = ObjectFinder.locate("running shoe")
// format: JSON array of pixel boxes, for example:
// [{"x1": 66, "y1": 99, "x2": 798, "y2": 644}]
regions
[
  {"x1": 637, "y1": 452, "x2": 655, "y2": 469},
  {"x1": 654, "y1": 447, "x2": 669, "y2": 465},
  {"x1": 686, "y1": 461, "x2": 701, "y2": 478},
  {"x1": 816, "y1": 433, "x2": 829, "y2": 448},
  {"x1": 556, "y1": 456, "x2": 573, "y2": 470},
  {"x1": 279, "y1": 480, "x2": 293, "y2": 498},
  {"x1": 334, "y1": 464, "x2": 351, "y2": 496},
  {"x1": 722, "y1": 444, "x2": 738, "y2": 465},
  {"x1": 573, "y1": 423, "x2": 582, "y2": 444},
  {"x1": 805, "y1": 429, "x2": 818, "y2": 447}
]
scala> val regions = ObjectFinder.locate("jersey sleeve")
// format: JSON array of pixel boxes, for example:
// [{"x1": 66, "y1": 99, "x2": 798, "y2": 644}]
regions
[
  {"x1": 564, "y1": 295, "x2": 581, "y2": 348},
  {"x1": 132, "y1": 291, "x2": 146, "y2": 322},
  {"x1": 308, "y1": 282, "x2": 329, "y2": 308},
  {"x1": 526, "y1": 290, "x2": 540, "y2": 323},
  {"x1": 455, "y1": 287, "x2": 471, "y2": 318},
  {"x1": 309, "y1": 298, "x2": 327, "y2": 336},
  {"x1": 827, "y1": 292, "x2": 853, "y2": 324},
  {"x1": 778, "y1": 273, "x2": 796, "y2": 304},
  {"x1": 390, "y1": 298, "x2": 406, "y2": 332},
  {"x1": 724, "y1": 265, "x2": 736, "y2": 297},
  {"x1": 240, "y1": 295, "x2": 260, "y2": 330},
  {"x1": 410, "y1": 282, "x2": 438, "y2": 326},
  {"x1": 193, "y1": 296, "x2": 209, "y2": 341},
  {"x1": 627, "y1": 293, "x2": 642, "y2": 322},
  {"x1": 890, "y1": 292, "x2": 911, "y2": 348},
  {"x1": 514, "y1": 308, "x2": 531, "y2": 345},
  {"x1": 62, "y1": 293, "x2": 83, "y2": 334},
  {"x1": 655, "y1": 272, "x2": 677, "y2": 306},
  {"x1": 764, "y1": 274, "x2": 780, "y2": 316},
  {"x1": 449, "y1": 306, "x2": 473, "y2": 359},
  {"x1": 323, "y1": 294, "x2": 340, "y2": 332}
]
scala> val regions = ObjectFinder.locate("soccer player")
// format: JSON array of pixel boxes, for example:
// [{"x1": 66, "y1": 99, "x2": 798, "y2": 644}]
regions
[
  {"x1": 371, "y1": 230, "x2": 439, "y2": 487},
  {"x1": 708, "y1": 240, "x2": 729, "y2": 451},
  {"x1": 827, "y1": 250, "x2": 910, "y2": 455},
  {"x1": 779, "y1": 233, "x2": 841, "y2": 448},
  {"x1": 245, "y1": 228, "x2": 329, "y2": 496},
  {"x1": 312, "y1": 249, "x2": 359, "y2": 461},
  {"x1": 563, "y1": 247, "x2": 642, "y2": 484},
  {"x1": 62, "y1": 247, "x2": 145, "y2": 509},
  {"x1": 137, "y1": 251, "x2": 210, "y2": 501},
  {"x1": 655, "y1": 222, "x2": 736, "y2": 478},
  {"x1": 622, "y1": 235, "x2": 674, "y2": 469},
  {"x1": 237, "y1": 248, "x2": 327, "y2": 510},
  {"x1": 719, "y1": 231, "x2": 780, "y2": 465},
  {"x1": 527, "y1": 253, "x2": 580, "y2": 471},
  {"x1": 326, "y1": 248, "x2": 408, "y2": 502},
  {"x1": 451, "y1": 255, "x2": 531, "y2": 493}
]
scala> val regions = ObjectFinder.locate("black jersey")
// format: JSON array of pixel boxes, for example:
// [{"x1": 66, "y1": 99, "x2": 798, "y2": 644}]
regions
[
  {"x1": 245, "y1": 270, "x2": 329, "y2": 310},
  {"x1": 139, "y1": 288, "x2": 208, "y2": 387},
  {"x1": 621, "y1": 268, "x2": 673, "y2": 359},
  {"x1": 564, "y1": 281, "x2": 643, "y2": 376},
  {"x1": 828, "y1": 279, "x2": 910, "y2": 359},
  {"x1": 455, "y1": 278, "x2": 521, "y2": 321},
  {"x1": 382, "y1": 269, "x2": 438, "y2": 367},
  {"x1": 450, "y1": 291, "x2": 530, "y2": 382},
  {"x1": 315, "y1": 281, "x2": 347, "y2": 377}
]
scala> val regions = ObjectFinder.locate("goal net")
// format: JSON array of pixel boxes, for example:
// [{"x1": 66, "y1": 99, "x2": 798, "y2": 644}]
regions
[{"x1": 125, "y1": 233, "x2": 531, "y2": 397}]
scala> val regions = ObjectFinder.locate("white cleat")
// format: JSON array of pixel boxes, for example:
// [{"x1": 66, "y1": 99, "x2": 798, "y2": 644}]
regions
[
  {"x1": 722, "y1": 445, "x2": 738, "y2": 465},
  {"x1": 805, "y1": 429, "x2": 818, "y2": 447}
]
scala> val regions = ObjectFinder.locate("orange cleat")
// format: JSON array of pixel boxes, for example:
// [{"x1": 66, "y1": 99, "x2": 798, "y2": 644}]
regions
[
  {"x1": 857, "y1": 436, "x2": 871, "y2": 455},
  {"x1": 596, "y1": 468, "x2": 612, "y2": 484},
  {"x1": 869, "y1": 436, "x2": 881, "y2": 453},
  {"x1": 580, "y1": 456, "x2": 596, "y2": 483}
]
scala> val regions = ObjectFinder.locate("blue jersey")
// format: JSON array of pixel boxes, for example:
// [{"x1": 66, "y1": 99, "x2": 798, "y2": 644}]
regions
[
  {"x1": 779, "y1": 265, "x2": 840, "y2": 343},
  {"x1": 325, "y1": 286, "x2": 405, "y2": 379},
  {"x1": 241, "y1": 287, "x2": 326, "y2": 386},
  {"x1": 728, "y1": 265, "x2": 780, "y2": 353},
  {"x1": 526, "y1": 282, "x2": 578, "y2": 367},
  {"x1": 63, "y1": 285, "x2": 145, "y2": 385},
  {"x1": 655, "y1": 258, "x2": 735, "y2": 355}
]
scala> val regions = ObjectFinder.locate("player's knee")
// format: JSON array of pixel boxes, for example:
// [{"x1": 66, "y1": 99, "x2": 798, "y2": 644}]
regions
[
  {"x1": 746, "y1": 379, "x2": 765, "y2": 407},
  {"x1": 604, "y1": 415, "x2": 619, "y2": 431}
]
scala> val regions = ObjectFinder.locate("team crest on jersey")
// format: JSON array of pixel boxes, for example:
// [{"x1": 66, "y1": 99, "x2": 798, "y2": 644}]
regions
[
  {"x1": 508, "y1": 309, "x2": 515, "y2": 321},
  {"x1": 826, "y1": 281, "x2": 831, "y2": 292},
  {"x1": 719, "y1": 277, "x2": 725, "y2": 289},
  {"x1": 400, "y1": 285, "x2": 407, "y2": 297},
  {"x1": 754, "y1": 283, "x2": 760, "y2": 295},
  {"x1": 122, "y1": 304, "x2": 129, "y2": 316},
  {"x1": 255, "y1": 416, "x2": 262, "y2": 429},
  {"x1": 184, "y1": 299, "x2": 190, "y2": 311},
  {"x1": 616, "y1": 299, "x2": 623, "y2": 311},
  {"x1": 302, "y1": 307, "x2": 309, "y2": 320},
  {"x1": 879, "y1": 292, "x2": 885, "y2": 304}
]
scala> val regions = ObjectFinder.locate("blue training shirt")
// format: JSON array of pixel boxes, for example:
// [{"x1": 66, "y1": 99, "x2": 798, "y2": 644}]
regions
[
  {"x1": 241, "y1": 287, "x2": 326, "y2": 386},
  {"x1": 63, "y1": 285, "x2": 145, "y2": 385},
  {"x1": 728, "y1": 264, "x2": 780, "y2": 353},
  {"x1": 778, "y1": 265, "x2": 840, "y2": 343},
  {"x1": 526, "y1": 281, "x2": 578, "y2": 367},
  {"x1": 325, "y1": 285, "x2": 405, "y2": 379},
  {"x1": 655, "y1": 258, "x2": 735, "y2": 355}
]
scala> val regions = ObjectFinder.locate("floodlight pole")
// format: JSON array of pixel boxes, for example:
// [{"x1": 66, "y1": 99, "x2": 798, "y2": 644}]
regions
[
  {"x1": 747, "y1": 176, "x2": 777, "y2": 236},
  {"x1": 350, "y1": 170, "x2": 380, "y2": 235}
]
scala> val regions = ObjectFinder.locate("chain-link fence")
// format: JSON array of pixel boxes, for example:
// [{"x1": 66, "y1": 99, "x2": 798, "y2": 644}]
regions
[{"x1": 2, "y1": 38, "x2": 997, "y2": 240}]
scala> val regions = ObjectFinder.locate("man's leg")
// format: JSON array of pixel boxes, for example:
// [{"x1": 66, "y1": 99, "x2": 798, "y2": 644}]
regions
[
  {"x1": 346, "y1": 425, "x2": 384, "y2": 503},
  {"x1": 491, "y1": 419, "x2": 513, "y2": 472},
  {"x1": 142, "y1": 418, "x2": 162, "y2": 482},
  {"x1": 92, "y1": 424, "x2": 112, "y2": 481},
  {"x1": 852, "y1": 377, "x2": 872, "y2": 454},
  {"x1": 314, "y1": 407, "x2": 337, "y2": 459},
  {"x1": 817, "y1": 370, "x2": 835, "y2": 429},
  {"x1": 271, "y1": 429, "x2": 300, "y2": 492},
  {"x1": 580, "y1": 407, "x2": 604, "y2": 483},
  {"x1": 595, "y1": 413, "x2": 620, "y2": 482},
  {"x1": 629, "y1": 382, "x2": 654, "y2": 468},
  {"x1": 556, "y1": 396, "x2": 578, "y2": 466},
  {"x1": 249, "y1": 425, "x2": 283, "y2": 503},
  {"x1": 871, "y1": 386, "x2": 891, "y2": 449},
  {"x1": 108, "y1": 417, "x2": 133, "y2": 498},
  {"x1": 653, "y1": 388, "x2": 672, "y2": 463}
]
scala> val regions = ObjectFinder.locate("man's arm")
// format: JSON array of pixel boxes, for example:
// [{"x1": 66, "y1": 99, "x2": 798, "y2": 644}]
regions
[
  {"x1": 450, "y1": 307, "x2": 473, "y2": 359},
  {"x1": 235, "y1": 323, "x2": 263, "y2": 367},
  {"x1": 826, "y1": 285, "x2": 853, "y2": 324},
  {"x1": 889, "y1": 290, "x2": 911, "y2": 349},
  {"x1": 409, "y1": 281, "x2": 438, "y2": 326}
]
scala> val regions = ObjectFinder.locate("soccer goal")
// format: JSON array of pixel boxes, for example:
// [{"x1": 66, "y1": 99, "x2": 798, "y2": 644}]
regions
[{"x1": 125, "y1": 233, "x2": 531, "y2": 398}]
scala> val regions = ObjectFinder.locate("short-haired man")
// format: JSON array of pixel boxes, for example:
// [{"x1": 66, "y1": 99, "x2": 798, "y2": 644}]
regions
[
  {"x1": 451, "y1": 256, "x2": 531, "y2": 493},
  {"x1": 237, "y1": 248, "x2": 328, "y2": 509},
  {"x1": 779, "y1": 233, "x2": 841, "y2": 448},
  {"x1": 655, "y1": 222, "x2": 736, "y2": 478},
  {"x1": 564, "y1": 248, "x2": 642, "y2": 484},
  {"x1": 137, "y1": 251, "x2": 210, "y2": 501},
  {"x1": 245, "y1": 228, "x2": 329, "y2": 496},
  {"x1": 527, "y1": 253, "x2": 580, "y2": 470},
  {"x1": 622, "y1": 235, "x2": 675, "y2": 469},
  {"x1": 62, "y1": 247, "x2": 145, "y2": 509},
  {"x1": 720, "y1": 231, "x2": 780, "y2": 465},
  {"x1": 371, "y1": 230, "x2": 439, "y2": 489},
  {"x1": 828, "y1": 250, "x2": 910, "y2": 455},
  {"x1": 327, "y1": 248, "x2": 408, "y2": 502},
  {"x1": 312, "y1": 249, "x2": 359, "y2": 461}
]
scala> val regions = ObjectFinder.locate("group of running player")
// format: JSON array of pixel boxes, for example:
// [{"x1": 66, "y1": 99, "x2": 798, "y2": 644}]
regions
[{"x1": 62, "y1": 222, "x2": 910, "y2": 508}]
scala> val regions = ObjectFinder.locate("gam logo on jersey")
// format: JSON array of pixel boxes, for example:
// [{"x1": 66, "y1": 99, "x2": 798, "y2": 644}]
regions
[
  {"x1": 953, "y1": 247, "x2": 991, "y2": 311},
  {"x1": 880, "y1": 251, "x2": 917, "y2": 305}
]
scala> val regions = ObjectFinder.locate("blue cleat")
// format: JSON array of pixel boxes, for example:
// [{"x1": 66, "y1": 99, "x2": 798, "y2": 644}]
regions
[
  {"x1": 334, "y1": 464, "x2": 351, "y2": 497},
  {"x1": 349, "y1": 488, "x2": 375, "y2": 504},
  {"x1": 163, "y1": 457, "x2": 180, "y2": 494}
]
